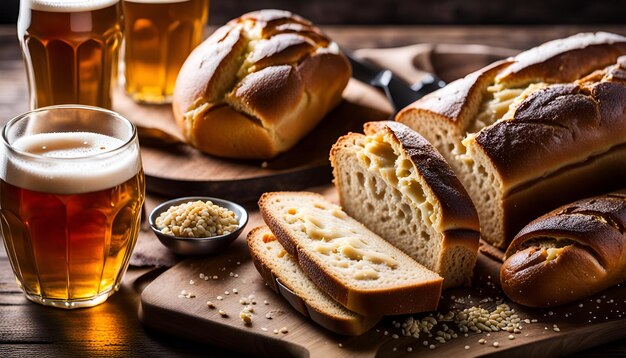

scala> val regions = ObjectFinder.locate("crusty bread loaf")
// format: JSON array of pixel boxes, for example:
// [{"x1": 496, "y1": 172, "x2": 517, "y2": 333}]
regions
[
  {"x1": 397, "y1": 32, "x2": 626, "y2": 248},
  {"x1": 172, "y1": 10, "x2": 350, "y2": 159},
  {"x1": 500, "y1": 192, "x2": 626, "y2": 308},
  {"x1": 330, "y1": 121, "x2": 479, "y2": 288},
  {"x1": 247, "y1": 226, "x2": 379, "y2": 335},
  {"x1": 258, "y1": 191, "x2": 443, "y2": 316}
]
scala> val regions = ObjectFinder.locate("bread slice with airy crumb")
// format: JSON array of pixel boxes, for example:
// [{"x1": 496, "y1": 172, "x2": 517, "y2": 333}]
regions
[
  {"x1": 397, "y1": 33, "x2": 626, "y2": 248},
  {"x1": 330, "y1": 121, "x2": 480, "y2": 288},
  {"x1": 258, "y1": 191, "x2": 443, "y2": 316},
  {"x1": 247, "y1": 226, "x2": 379, "y2": 335}
]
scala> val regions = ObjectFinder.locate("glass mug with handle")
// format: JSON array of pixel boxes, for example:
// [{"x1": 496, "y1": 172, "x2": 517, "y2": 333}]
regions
[
  {"x1": 0, "y1": 105, "x2": 145, "y2": 308},
  {"x1": 17, "y1": 0, "x2": 123, "y2": 109},
  {"x1": 123, "y1": 0, "x2": 209, "y2": 104}
]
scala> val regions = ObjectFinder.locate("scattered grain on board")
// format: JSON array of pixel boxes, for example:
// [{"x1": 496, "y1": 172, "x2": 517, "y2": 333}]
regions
[
  {"x1": 178, "y1": 290, "x2": 195, "y2": 299},
  {"x1": 240, "y1": 306, "x2": 253, "y2": 326}
]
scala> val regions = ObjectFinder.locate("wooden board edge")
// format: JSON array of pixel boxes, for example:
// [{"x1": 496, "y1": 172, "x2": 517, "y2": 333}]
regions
[
  {"x1": 145, "y1": 165, "x2": 332, "y2": 202},
  {"x1": 138, "y1": 291, "x2": 310, "y2": 357}
]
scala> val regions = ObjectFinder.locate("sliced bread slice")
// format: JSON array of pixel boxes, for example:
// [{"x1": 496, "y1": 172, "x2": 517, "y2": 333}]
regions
[
  {"x1": 330, "y1": 121, "x2": 480, "y2": 288},
  {"x1": 258, "y1": 191, "x2": 443, "y2": 316},
  {"x1": 247, "y1": 226, "x2": 379, "y2": 335}
]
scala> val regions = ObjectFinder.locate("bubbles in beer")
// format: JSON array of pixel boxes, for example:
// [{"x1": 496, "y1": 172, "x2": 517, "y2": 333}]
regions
[
  {"x1": 28, "y1": 0, "x2": 119, "y2": 12},
  {"x1": 5, "y1": 132, "x2": 140, "y2": 194}
]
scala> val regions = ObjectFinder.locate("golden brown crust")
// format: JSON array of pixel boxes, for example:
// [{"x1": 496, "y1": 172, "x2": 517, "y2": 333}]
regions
[
  {"x1": 188, "y1": 105, "x2": 278, "y2": 159},
  {"x1": 373, "y1": 121, "x2": 480, "y2": 235},
  {"x1": 173, "y1": 10, "x2": 351, "y2": 159},
  {"x1": 229, "y1": 65, "x2": 305, "y2": 128},
  {"x1": 172, "y1": 25, "x2": 247, "y2": 133},
  {"x1": 258, "y1": 191, "x2": 443, "y2": 316},
  {"x1": 246, "y1": 226, "x2": 379, "y2": 336},
  {"x1": 500, "y1": 193, "x2": 626, "y2": 307},
  {"x1": 476, "y1": 81, "x2": 626, "y2": 187},
  {"x1": 500, "y1": 142, "x2": 626, "y2": 247},
  {"x1": 397, "y1": 60, "x2": 511, "y2": 129},
  {"x1": 497, "y1": 32, "x2": 626, "y2": 86}
]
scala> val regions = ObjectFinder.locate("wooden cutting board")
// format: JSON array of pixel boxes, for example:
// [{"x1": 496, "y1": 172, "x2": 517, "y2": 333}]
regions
[
  {"x1": 139, "y1": 190, "x2": 626, "y2": 357},
  {"x1": 115, "y1": 44, "x2": 517, "y2": 202},
  {"x1": 113, "y1": 80, "x2": 391, "y2": 202}
]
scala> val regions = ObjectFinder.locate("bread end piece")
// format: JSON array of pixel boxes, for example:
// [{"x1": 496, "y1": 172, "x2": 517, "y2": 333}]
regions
[{"x1": 247, "y1": 226, "x2": 379, "y2": 335}]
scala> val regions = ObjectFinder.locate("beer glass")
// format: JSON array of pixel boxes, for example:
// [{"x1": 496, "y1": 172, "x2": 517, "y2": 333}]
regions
[
  {"x1": 123, "y1": 0, "x2": 209, "y2": 104},
  {"x1": 0, "y1": 105, "x2": 145, "y2": 308},
  {"x1": 17, "y1": 0, "x2": 123, "y2": 109}
]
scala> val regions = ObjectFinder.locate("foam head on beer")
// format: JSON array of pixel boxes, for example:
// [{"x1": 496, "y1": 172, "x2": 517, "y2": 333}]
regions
[
  {"x1": 3, "y1": 131, "x2": 141, "y2": 195},
  {"x1": 27, "y1": 0, "x2": 120, "y2": 12}
]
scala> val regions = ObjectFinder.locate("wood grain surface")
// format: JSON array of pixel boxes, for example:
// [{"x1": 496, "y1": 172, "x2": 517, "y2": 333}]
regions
[
  {"x1": 119, "y1": 80, "x2": 390, "y2": 201},
  {"x1": 139, "y1": 202, "x2": 626, "y2": 357},
  {"x1": 2, "y1": 25, "x2": 626, "y2": 357}
]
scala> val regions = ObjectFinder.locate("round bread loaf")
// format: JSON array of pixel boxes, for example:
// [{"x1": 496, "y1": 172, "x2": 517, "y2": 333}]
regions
[{"x1": 172, "y1": 10, "x2": 351, "y2": 159}]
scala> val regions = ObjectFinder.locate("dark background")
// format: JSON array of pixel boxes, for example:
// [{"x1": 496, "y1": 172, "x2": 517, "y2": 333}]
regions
[{"x1": 2, "y1": 0, "x2": 626, "y2": 25}]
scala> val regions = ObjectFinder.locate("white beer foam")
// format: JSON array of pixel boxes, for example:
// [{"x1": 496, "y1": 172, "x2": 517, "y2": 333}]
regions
[
  {"x1": 28, "y1": 0, "x2": 119, "y2": 12},
  {"x1": 4, "y1": 132, "x2": 140, "y2": 194}
]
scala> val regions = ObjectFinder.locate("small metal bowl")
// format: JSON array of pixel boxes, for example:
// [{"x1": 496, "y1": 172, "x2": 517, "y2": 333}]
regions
[{"x1": 149, "y1": 196, "x2": 248, "y2": 255}]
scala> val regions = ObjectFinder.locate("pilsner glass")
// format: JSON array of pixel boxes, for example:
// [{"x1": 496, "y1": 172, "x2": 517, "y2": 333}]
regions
[
  {"x1": 123, "y1": 0, "x2": 209, "y2": 104},
  {"x1": 17, "y1": 0, "x2": 123, "y2": 109},
  {"x1": 0, "y1": 105, "x2": 145, "y2": 309}
]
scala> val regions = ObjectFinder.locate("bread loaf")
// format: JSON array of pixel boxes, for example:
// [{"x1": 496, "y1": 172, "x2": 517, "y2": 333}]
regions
[
  {"x1": 258, "y1": 191, "x2": 443, "y2": 316},
  {"x1": 247, "y1": 226, "x2": 379, "y2": 335},
  {"x1": 173, "y1": 10, "x2": 350, "y2": 159},
  {"x1": 330, "y1": 121, "x2": 479, "y2": 288},
  {"x1": 397, "y1": 32, "x2": 626, "y2": 248},
  {"x1": 500, "y1": 193, "x2": 626, "y2": 308}
]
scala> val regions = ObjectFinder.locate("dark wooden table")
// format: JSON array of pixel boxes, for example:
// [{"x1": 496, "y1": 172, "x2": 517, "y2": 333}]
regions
[{"x1": 2, "y1": 24, "x2": 626, "y2": 357}]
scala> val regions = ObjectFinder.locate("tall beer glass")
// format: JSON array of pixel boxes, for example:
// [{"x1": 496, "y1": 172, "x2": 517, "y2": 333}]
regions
[
  {"x1": 0, "y1": 105, "x2": 145, "y2": 309},
  {"x1": 17, "y1": 0, "x2": 123, "y2": 109},
  {"x1": 123, "y1": 0, "x2": 209, "y2": 104}
]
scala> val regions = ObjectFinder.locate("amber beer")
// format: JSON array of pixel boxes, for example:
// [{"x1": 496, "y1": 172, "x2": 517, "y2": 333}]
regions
[
  {"x1": 17, "y1": 0, "x2": 122, "y2": 109},
  {"x1": 0, "y1": 106, "x2": 145, "y2": 308},
  {"x1": 123, "y1": 0, "x2": 209, "y2": 103}
]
